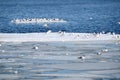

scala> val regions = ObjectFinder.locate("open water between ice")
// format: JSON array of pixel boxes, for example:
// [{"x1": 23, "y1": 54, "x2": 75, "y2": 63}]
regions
[{"x1": 0, "y1": 41, "x2": 120, "y2": 80}]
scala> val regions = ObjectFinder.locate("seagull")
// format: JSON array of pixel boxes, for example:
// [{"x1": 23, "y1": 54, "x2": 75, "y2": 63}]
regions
[
  {"x1": 43, "y1": 23, "x2": 48, "y2": 27},
  {"x1": 97, "y1": 52, "x2": 102, "y2": 55},
  {"x1": 58, "y1": 30, "x2": 65, "y2": 36},
  {"x1": 117, "y1": 22, "x2": 120, "y2": 24},
  {"x1": 78, "y1": 55, "x2": 86, "y2": 60},
  {"x1": 33, "y1": 46, "x2": 39, "y2": 50},
  {"x1": 102, "y1": 49, "x2": 108, "y2": 52},
  {"x1": 46, "y1": 30, "x2": 52, "y2": 34}
]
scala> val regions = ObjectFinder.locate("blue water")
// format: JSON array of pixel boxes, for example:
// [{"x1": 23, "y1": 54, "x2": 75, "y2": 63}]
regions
[{"x1": 0, "y1": 0, "x2": 120, "y2": 33}]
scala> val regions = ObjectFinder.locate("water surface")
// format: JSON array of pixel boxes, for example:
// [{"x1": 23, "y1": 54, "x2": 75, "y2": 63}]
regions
[{"x1": 0, "y1": 41, "x2": 120, "y2": 80}]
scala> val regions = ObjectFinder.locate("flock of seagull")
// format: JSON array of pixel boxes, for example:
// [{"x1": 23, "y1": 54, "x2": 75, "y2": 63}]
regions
[
  {"x1": 1, "y1": 18, "x2": 120, "y2": 60},
  {"x1": 11, "y1": 18, "x2": 67, "y2": 24}
]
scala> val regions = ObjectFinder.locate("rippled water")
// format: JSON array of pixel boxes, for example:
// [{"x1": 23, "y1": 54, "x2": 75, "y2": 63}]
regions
[
  {"x1": 0, "y1": 0, "x2": 120, "y2": 33},
  {"x1": 0, "y1": 41, "x2": 120, "y2": 80}
]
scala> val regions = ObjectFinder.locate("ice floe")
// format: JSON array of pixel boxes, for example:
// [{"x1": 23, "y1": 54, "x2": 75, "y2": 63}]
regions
[{"x1": 0, "y1": 32, "x2": 119, "y2": 42}]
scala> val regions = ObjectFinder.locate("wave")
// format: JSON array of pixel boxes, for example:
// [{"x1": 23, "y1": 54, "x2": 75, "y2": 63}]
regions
[{"x1": 0, "y1": 32, "x2": 120, "y2": 42}]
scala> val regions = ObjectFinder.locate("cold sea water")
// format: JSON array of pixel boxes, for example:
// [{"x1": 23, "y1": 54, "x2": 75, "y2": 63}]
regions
[
  {"x1": 0, "y1": 0, "x2": 120, "y2": 33},
  {"x1": 0, "y1": 0, "x2": 120, "y2": 80}
]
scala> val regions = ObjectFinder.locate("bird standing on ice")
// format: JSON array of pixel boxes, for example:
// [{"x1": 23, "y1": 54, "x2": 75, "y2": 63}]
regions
[{"x1": 47, "y1": 30, "x2": 52, "y2": 34}]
